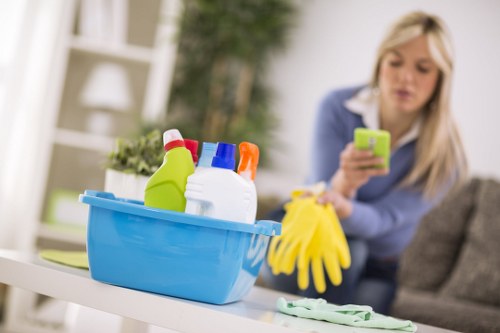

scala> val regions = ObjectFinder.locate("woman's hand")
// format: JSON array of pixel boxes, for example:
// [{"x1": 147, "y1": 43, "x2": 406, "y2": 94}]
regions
[
  {"x1": 331, "y1": 143, "x2": 389, "y2": 198},
  {"x1": 317, "y1": 190, "x2": 352, "y2": 219}
]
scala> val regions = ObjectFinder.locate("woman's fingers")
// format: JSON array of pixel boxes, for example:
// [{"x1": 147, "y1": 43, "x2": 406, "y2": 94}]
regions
[
  {"x1": 338, "y1": 168, "x2": 388, "y2": 191},
  {"x1": 342, "y1": 143, "x2": 387, "y2": 169},
  {"x1": 340, "y1": 143, "x2": 389, "y2": 185},
  {"x1": 344, "y1": 142, "x2": 373, "y2": 158},
  {"x1": 333, "y1": 142, "x2": 389, "y2": 196},
  {"x1": 350, "y1": 167, "x2": 389, "y2": 178},
  {"x1": 317, "y1": 190, "x2": 340, "y2": 205},
  {"x1": 341, "y1": 156, "x2": 386, "y2": 169},
  {"x1": 342, "y1": 143, "x2": 373, "y2": 159}
]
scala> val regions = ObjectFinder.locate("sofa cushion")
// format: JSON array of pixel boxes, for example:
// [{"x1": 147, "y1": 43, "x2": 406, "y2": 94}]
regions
[
  {"x1": 440, "y1": 179, "x2": 500, "y2": 307},
  {"x1": 397, "y1": 178, "x2": 480, "y2": 291},
  {"x1": 391, "y1": 288, "x2": 500, "y2": 333}
]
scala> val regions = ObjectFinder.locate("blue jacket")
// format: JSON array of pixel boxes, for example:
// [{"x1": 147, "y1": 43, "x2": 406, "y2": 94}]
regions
[{"x1": 307, "y1": 86, "x2": 441, "y2": 258}]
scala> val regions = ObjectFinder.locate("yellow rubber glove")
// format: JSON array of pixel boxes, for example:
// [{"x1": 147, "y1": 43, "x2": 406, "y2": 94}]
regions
[
  {"x1": 267, "y1": 196, "x2": 320, "y2": 275},
  {"x1": 267, "y1": 183, "x2": 351, "y2": 294},
  {"x1": 324, "y1": 203, "x2": 351, "y2": 270},
  {"x1": 297, "y1": 203, "x2": 351, "y2": 293}
]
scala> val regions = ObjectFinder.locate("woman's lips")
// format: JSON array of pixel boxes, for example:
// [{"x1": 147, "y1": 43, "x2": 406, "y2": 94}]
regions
[{"x1": 394, "y1": 89, "x2": 412, "y2": 99}]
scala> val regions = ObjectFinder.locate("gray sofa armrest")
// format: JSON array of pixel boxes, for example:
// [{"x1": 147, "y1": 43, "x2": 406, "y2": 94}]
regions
[{"x1": 397, "y1": 178, "x2": 480, "y2": 291}]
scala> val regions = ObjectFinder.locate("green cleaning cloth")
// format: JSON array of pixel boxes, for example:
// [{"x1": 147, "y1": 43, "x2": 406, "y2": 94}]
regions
[
  {"x1": 277, "y1": 297, "x2": 417, "y2": 332},
  {"x1": 39, "y1": 250, "x2": 89, "y2": 270}
]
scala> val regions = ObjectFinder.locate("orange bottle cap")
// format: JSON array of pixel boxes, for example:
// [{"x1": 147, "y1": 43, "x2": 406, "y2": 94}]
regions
[{"x1": 237, "y1": 142, "x2": 259, "y2": 181}]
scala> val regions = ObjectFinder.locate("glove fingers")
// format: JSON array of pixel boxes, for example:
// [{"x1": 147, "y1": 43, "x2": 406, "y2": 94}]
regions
[
  {"x1": 325, "y1": 204, "x2": 351, "y2": 269},
  {"x1": 297, "y1": 257, "x2": 310, "y2": 290},
  {"x1": 297, "y1": 242, "x2": 309, "y2": 269},
  {"x1": 271, "y1": 240, "x2": 290, "y2": 275},
  {"x1": 277, "y1": 238, "x2": 300, "y2": 275},
  {"x1": 281, "y1": 242, "x2": 299, "y2": 275},
  {"x1": 267, "y1": 237, "x2": 279, "y2": 266},
  {"x1": 323, "y1": 251, "x2": 342, "y2": 286},
  {"x1": 267, "y1": 236, "x2": 282, "y2": 267},
  {"x1": 312, "y1": 256, "x2": 326, "y2": 293},
  {"x1": 274, "y1": 239, "x2": 300, "y2": 275},
  {"x1": 297, "y1": 223, "x2": 320, "y2": 270},
  {"x1": 338, "y1": 246, "x2": 351, "y2": 269},
  {"x1": 274, "y1": 237, "x2": 293, "y2": 267},
  {"x1": 276, "y1": 198, "x2": 319, "y2": 275}
]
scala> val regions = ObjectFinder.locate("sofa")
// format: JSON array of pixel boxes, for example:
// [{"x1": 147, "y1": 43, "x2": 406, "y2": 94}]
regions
[{"x1": 390, "y1": 178, "x2": 500, "y2": 333}]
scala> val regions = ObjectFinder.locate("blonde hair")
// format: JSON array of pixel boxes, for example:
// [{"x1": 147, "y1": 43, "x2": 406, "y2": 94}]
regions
[{"x1": 370, "y1": 11, "x2": 468, "y2": 198}]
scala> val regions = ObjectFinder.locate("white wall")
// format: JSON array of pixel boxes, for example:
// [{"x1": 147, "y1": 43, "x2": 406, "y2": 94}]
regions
[{"x1": 256, "y1": 0, "x2": 500, "y2": 198}]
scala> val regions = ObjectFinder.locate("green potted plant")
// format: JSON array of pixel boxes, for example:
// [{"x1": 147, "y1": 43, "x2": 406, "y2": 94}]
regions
[
  {"x1": 104, "y1": 129, "x2": 164, "y2": 201},
  {"x1": 165, "y1": 0, "x2": 297, "y2": 166}
]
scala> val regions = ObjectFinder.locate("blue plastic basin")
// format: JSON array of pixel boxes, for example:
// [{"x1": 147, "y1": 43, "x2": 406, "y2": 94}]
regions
[{"x1": 79, "y1": 190, "x2": 281, "y2": 304}]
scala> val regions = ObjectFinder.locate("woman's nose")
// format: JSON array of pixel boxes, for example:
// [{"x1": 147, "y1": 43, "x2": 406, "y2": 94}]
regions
[{"x1": 398, "y1": 66, "x2": 415, "y2": 83}]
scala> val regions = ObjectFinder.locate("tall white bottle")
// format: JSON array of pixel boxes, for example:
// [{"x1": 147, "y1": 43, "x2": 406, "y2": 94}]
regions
[{"x1": 184, "y1": 142, "x2": 256, "y2": 224}]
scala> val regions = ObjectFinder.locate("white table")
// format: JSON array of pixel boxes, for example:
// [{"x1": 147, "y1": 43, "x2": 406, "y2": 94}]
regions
[{"x1": 0, "y1": 249, "x2": 457, "y2": 333}]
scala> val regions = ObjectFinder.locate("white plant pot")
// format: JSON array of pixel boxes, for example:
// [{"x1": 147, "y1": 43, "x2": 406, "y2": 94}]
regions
[{"x1": 104, "y1": 169, "x2": 149, "y2": 202}]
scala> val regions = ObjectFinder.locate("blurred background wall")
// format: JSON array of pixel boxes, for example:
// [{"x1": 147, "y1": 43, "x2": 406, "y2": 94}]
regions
[{"x1": 257, "y1": 0, "x2": 500, "y2": 198}]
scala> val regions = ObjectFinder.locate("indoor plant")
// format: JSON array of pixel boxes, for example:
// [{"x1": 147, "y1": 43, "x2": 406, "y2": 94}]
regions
[
  {"x1": 104, "y1": 129, "x2": 164, "y2": 201},
  {"x1": 165, "y1": 0, "x2": 297, "y2": 165}
]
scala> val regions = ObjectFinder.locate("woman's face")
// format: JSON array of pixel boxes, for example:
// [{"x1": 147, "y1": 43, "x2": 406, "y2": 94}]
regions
[{"x1": 378, "y1": 35, "x2": 440, "y2": 115}]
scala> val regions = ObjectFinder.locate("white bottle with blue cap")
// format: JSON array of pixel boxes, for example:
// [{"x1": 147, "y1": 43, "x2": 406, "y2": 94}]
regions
[{"x1": 184, "y1": 142, "x2": 255, "y2": 224}]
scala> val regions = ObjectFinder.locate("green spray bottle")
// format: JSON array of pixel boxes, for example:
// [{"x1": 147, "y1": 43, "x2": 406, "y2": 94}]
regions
[{"x1": 144, "y1": 129, "x2": 195, "y2": 211}]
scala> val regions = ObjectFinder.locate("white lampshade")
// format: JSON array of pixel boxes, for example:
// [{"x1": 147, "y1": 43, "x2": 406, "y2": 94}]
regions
[{"x1": 80, "y1": 62, "x2": 133, "y2": 111}]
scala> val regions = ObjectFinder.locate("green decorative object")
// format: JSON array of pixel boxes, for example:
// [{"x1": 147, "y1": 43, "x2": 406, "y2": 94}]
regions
[
  {"x1": 40, "y1": 250, "x2": 89, "y2": 270},
  {"x1": 106, "y1": 129, "x2": 164, "y2": 177},
  {"x1": 165, "y1": 0, "x2": 297, "y2": 165}
]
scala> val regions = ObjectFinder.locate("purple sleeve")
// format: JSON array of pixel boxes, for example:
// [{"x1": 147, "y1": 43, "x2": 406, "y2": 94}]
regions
[
  {"x1": 307, "y1": 92, "x2": 349, "y2": 185},
  {"x1": 341, "y1": 186, "x2": 434, "y2": 239}
]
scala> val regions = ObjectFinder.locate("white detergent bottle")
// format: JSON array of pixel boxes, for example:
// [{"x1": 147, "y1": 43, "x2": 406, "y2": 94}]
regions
[
  {"x1": 237, "y1": 142, "x2": 259, "y2": 223},
  {"x1": 184, "y1": 142, "x2": 255, "y2": 224}
]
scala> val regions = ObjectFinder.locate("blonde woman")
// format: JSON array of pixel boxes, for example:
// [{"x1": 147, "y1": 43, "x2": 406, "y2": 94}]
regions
[{"x1": 262, "y1": 11, "x2": 467, "y2": 314}]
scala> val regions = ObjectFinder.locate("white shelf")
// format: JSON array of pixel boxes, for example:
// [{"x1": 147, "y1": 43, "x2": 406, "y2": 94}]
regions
[
  {"x1": 37, "y1": 224, "x2": 87, "y2": 246},
  {"x1": 69, "y1": 36, "x2": 153, "y2": 63},
  {"x1": 54, "y1": 128, "x2": 115, "y2": 153},
  {"x1": 6, "y1": 1, "x2": 182, "y2": 332}
]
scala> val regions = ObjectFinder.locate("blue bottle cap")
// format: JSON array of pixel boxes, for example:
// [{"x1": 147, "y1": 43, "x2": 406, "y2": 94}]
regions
[
  {"x1": 198, "y1": 142, "x2": 218, "y2": 168},
  {"x1": 211, "y1": 142, "x2": 236, "y2": 170}
]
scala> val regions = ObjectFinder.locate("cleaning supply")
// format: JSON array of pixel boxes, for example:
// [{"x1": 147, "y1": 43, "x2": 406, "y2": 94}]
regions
[
  {"x1": 237, "y1": 142, "x2": 259, "y2": 181},
  {"x1": 183, "y1": 142, "x2": 217, "y2": 215},
  {"x1": 277, "y1": 297, "x2": 417, "y2": 332},
  {"x1": 184, "y1": 139, "x2": 199, "y2": 165},
  {"x1": 267, "y1": 196, "x2": 321, "y2": 276},
  {"x1": 237, "y1": 142, "x2": 259, "y2": 225},
  {"x1": 184, "y1": 142, "x2": 256, "y2": 224},
  {"x1": 297, "y1": 204, "x2": 350, "y2": 292},
  {"x1": 267, "y1": 184, "x2": 351, "y2": 293},
  {"x1": 144, "y1": 129, "x2": 195, "y2": 211},
  {"x1": 39, "y1": 250, "x2": 89, "y2": 269},
  {"x1": 197, "y1": 142, "x2": 217, "y2": 168}
]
